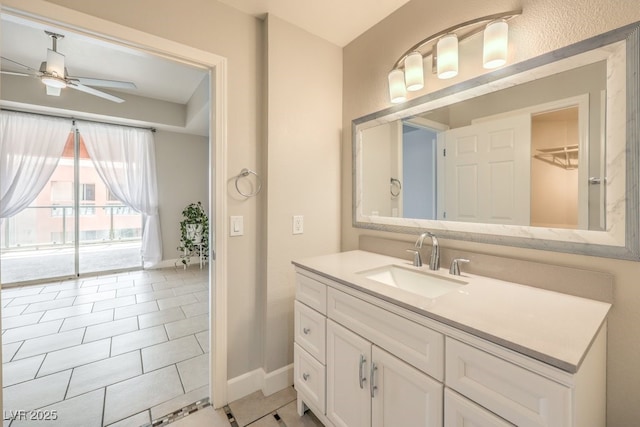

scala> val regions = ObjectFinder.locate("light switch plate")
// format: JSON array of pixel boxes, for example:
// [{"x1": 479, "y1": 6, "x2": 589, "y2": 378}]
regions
[{"x1": 230, "y1": 216, "x2": 244, "y2": 236}]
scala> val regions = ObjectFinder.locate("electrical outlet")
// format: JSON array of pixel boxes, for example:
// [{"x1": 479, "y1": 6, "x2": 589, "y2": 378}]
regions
[{"x1": 292, "y1": 215, "x2": 304, "y2": 235}]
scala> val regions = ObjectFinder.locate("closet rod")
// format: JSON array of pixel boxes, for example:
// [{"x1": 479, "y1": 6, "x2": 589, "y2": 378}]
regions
[{"x1": 0, "y1": 108, "x2": 157, "y2": 132}]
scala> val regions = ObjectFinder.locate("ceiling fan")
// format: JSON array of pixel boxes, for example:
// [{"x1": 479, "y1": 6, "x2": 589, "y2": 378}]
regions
[{"x1": 1, "y1": 31, "x2": 137, "y2": 103}]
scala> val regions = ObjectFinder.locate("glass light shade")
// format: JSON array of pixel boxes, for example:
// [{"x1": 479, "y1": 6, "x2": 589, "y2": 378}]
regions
[
  {"x1": 41, "y1": 76, "x2": 67, "y2": 88},
  {"x1": 388, "y1": 69, "x2": 407, "y2": 103},
  {"x1": 437, "y1": 34, "x2": 458, "y2": 79},
  {"x1": 483, "y1": 20, "x2": 509, "y2": 69},
  {"x1": 404, "y1": 51, "x2": 424, "y2": 91}
]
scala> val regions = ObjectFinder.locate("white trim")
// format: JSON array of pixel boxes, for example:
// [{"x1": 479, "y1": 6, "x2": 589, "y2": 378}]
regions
[
  {"x1": 0, "y1": 0, "x2": 229, "y2": 410},
  {"x1": 212, "y1": 58, "x2": 229, "y2": 409},
  {"x1": 147, "y1": 258, "x2": 208, "y2": 270},
  {"x1": 227, "y1": 369, "x2": 264, "y2": 403},
  {"x1": 227, "y1": 365, "x2": 294, "y2": 402},
  {"x1": 262, "y1": 364, "x2": 294, "y2": 396}
]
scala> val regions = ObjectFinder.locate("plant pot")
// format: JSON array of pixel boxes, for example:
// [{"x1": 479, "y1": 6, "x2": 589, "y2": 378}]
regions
[{"x1": 186, "y1": 223, "x2": 203, "y2": 244}]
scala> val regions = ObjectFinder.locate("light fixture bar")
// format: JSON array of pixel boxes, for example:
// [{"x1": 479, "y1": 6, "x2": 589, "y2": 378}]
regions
[{"x1": 390, "y1": 10, "x2": 521, "y2": 70}]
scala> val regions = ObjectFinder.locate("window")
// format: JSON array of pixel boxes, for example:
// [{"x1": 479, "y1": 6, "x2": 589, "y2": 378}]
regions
[{"x1": 80, "y1": 183, "x2": 96, "y2": 202}]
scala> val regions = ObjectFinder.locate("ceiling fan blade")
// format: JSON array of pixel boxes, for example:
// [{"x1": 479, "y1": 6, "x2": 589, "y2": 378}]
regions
[
  {"x1": 69, "y1": 76, "x2": 137, "y2": 90},
  {"x1": 46, "y1": 86, "x2": 62, "y2": 96},
  {"x1": 1, "y1": 56, "x2": 40, "y2": 75},
  {"x1": 46, "y1": 49, "x2": 65, "y2": 78},
  {"x1": 1, "y1": 70, "x2": 32, "y2": 77},
  {"x1": 67, "y1": 82, "x2": 125, "y2": 103}
]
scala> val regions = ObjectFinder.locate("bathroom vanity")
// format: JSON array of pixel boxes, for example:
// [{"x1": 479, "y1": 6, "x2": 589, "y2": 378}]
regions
[{"x1": 292, "y1": 250, "x2": 610, "y2": 427}]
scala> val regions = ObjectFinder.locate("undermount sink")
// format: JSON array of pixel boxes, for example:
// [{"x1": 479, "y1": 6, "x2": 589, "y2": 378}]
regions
[{"x1": 357, "y1": 264, "x2": 467, "y2": 298}]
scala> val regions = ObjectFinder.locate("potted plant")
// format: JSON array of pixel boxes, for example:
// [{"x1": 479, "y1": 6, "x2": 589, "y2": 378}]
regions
[{"x1": 177, "y1": 201, "x2": 209, "y2": 267}]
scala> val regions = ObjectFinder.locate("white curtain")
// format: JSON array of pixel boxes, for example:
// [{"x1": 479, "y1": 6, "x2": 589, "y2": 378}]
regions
[
  {"x1": 0, "y1": 111, "x2": 72, "y2": 218},
  {"x1": 78, "y1": 121, "x2": 162, "y2": 268}
]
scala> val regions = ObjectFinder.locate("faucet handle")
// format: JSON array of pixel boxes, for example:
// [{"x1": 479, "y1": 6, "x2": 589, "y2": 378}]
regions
[
  {"x1": 449, "y1": 258, "x2": 470, "y2": 276},
  {"x1": 406, "y1": 249, "x2": 422, "y2": 267}
]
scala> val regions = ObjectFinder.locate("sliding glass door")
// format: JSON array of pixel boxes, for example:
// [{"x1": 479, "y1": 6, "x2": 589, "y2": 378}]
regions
[
  {"x1": 0, "y1": 134, "x2": 76, "y2": 283},
  {"x1": 0, "y1": 130, "x2": 143, "y2": 284},
  {"x1": 77, "y1": 134, "x2": 142, "y2": 274}
]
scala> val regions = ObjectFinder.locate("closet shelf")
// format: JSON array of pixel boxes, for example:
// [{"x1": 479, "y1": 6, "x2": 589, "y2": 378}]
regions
[{"x1": 534, "y1": 144, "x2": 578, "y2": 170}]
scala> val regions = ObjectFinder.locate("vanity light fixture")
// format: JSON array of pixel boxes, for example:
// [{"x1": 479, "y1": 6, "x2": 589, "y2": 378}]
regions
[
  {"x1": 404, "y1": 51, "x2": 424, "y2": 91},
  {"x1": 387, "y1": 9, "x2": 521, "y2": 103},
  {"x1": 483, "y1": 19, "x2": 509, "y2": 69},
  {"x1": 388, "y1": 68, "x2": 407, "y2": 103},
  {"x1": 436, "y1": 34, "x2": 459, "y2": 79}
]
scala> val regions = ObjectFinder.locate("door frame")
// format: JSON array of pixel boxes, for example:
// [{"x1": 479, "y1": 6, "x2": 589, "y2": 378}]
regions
[{"x1": 0, "y1": 0, "x2": 229, "y2": 409}]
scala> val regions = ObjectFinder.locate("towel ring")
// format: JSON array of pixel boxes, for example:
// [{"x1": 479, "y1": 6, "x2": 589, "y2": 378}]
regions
[
  {"x1": 235, "y1": 168, "x2": 262, "y2": 197},
  {"x1": 390, "y1": 178, "x2": 402, "y2": 198}
]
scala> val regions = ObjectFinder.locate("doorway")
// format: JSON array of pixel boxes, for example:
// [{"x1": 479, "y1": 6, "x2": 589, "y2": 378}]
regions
[{"x1": 0, "y1": 3, "x2": 228, "y2": 423}]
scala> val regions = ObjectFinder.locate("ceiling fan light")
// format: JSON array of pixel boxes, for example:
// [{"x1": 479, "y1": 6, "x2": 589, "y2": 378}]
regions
[
  {"x1": 404, "y1": 51, "x2": 424, "y2": 91},
  {"x1": 41, "y1": 75, "x2": 67, "y2": 89},
  {"x1": 483, "y1": 19, "x2": 509, "y2": 69},
  {"x1": 388, "y1": 69, "x2": 407, "y2": 104}
]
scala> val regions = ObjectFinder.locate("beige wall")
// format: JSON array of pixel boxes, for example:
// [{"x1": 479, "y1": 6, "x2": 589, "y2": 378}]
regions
[
  {"x1": 342, "y1": 0, "x2": 640, "y2": 424},
  {"x1": 530, "y1": 116, "x2": 579, "y2": 229},
  {"x1": 155, "y1": 130, "x2": 208, "y2": 260},
  {"x1": 263, "y1": 15, "x2": 342, "y2": 373}
]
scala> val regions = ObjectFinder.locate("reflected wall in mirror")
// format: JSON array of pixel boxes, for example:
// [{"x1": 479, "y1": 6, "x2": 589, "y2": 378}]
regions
[
  {"x1": 360, "y1": 61, "x2": 605, "y2": 231},
  {"x1": 353, "y1": 22, "x2": 640, "y2": 260}
]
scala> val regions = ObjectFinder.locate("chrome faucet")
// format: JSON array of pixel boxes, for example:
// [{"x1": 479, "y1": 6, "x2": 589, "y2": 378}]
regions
[{"x1": 415, "y1": 231, "x2": 440, "y2": 271}]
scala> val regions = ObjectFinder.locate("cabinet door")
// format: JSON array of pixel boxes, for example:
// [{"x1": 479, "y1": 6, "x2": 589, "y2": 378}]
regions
[
  {"x1": 327, "y1": 320, "x2": 371, "y2": 427},
  {"x1": 371, "y1": 346, "x2": 443, "y2": 427},
  {"x1": 444, "y1": 388, "x2": 514, "y2": 427}
]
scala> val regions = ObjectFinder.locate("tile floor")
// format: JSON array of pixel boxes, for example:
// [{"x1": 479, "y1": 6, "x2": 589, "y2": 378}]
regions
[
  {"x1": 1, "y1": 266, "x2": 209, "y2": 426},
  {"x1": 170, "y1": 388, "x2": 323, "y2": 427}
]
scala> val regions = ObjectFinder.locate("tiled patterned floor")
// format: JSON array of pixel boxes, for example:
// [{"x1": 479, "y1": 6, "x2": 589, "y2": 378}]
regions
[
  {"x1": 173, "y1": 388, "x2": 323, "y2": 427},
  {"x1": 1, "y1": 266, "x2": 209, "y2": 427}
]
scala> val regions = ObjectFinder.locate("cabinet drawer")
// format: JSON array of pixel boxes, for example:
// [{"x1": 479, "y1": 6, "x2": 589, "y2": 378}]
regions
[
  {"x1": 445, "y1": 388, "x2": 514, "y2": 427},
  {"x1": 446, "y1": 338, "x2": 571, "y2": 427},
  {"x1": 294, "y1": 343, "x2": 326, "y2": 413},
  {"x1": 296, "y1": 273, "x2": 327, "y2": 314},
  {"x1": 295, "y1": 301, "x2": 326, "y2": 363},
  {"x1": 327, "y1": 287, "x2": 444, "y2": 381}
]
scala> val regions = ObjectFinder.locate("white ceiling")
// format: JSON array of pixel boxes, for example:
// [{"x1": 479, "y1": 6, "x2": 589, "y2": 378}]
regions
[
  {"x1": 0, "y1": 1, "x2": 411, "y2": 132},
  {"x1": 1, "y1": 14, "x2": 208, "y2": 105},
  {"x1": 218, "y1": 0, "x2": 411, "y2": 47}
]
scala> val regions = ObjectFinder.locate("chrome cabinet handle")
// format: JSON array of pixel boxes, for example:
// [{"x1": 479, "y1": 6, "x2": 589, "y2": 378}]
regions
[
  {"x1": 358, "y1": 354, "x2": 367, "y2": 389},
  {"x1": 370, "y1": 362, "x2": 378, "y2": 398},
  {"x1": 302, "y1": 373, "x2": 309, "y2": 381},
  {"x1": 303, "y1": 327, "x2": 310, "y2": 335}
]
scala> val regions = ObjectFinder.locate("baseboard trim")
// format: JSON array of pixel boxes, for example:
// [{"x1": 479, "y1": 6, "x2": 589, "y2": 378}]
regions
[
  {"x1": 227, "y1": 368, "x2": 263, "y2": 403},
  {"x1": 226, "y1": 364, "x2": 294, "y2": 402},
  {"x1": 263, "y1": 364, "x2": 294, "y2": 396},
  {"x1": 149, "y1": 257, "x2": 207, "y2": 270}
]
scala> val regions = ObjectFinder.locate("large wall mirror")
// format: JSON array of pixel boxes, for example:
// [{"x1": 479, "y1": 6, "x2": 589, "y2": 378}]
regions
[{"x1": 353, "y1": 22, "x2": 640, "y2": 260}]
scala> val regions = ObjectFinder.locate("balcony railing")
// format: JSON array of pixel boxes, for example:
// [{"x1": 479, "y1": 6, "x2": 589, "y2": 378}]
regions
[{"x1": 1, "y1": 204, "x2": 142, "y2": 251}]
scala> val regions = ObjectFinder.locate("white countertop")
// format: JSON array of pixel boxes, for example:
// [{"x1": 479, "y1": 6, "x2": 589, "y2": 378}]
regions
[{"x1": 292, "y1": 250, "x2": 611, "y2": 373}]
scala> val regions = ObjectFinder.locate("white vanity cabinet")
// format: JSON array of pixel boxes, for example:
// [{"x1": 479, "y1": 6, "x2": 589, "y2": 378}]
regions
[
  {"x1": 293, "y1": 258, "x2": 608, "y2": 427},
  {"x1": 294, "y1": 276, "x2": 328, "y2": 419},
  {"x1": 326, "y1": 320, "x2": 443, "y2": 427}
]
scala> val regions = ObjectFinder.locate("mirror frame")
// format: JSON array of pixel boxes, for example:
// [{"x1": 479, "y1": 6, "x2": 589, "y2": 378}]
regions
[{"x1": 352, "y1": 22, "x2": 640, "y2": 260}]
